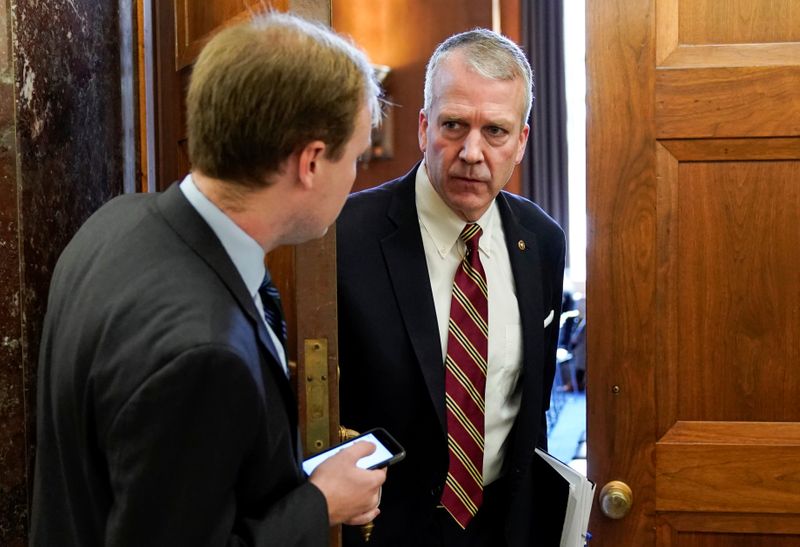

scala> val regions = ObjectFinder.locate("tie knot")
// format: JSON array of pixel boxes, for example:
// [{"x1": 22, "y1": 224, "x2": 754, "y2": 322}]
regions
[
  {"x1": 460, "y1": 223, "x2": 482, "y2": 254},
  {"x1": 260, "y1": 272, "x2": 276, "y2": 293}
]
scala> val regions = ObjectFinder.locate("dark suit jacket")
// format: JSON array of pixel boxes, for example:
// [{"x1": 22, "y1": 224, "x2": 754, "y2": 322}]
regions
[
  {"x1": 337, "y1": 166, "x2": 565, "y2": 547},
  {"x1": 31, "y1": 184, "x2": 328, "y2": 546}
]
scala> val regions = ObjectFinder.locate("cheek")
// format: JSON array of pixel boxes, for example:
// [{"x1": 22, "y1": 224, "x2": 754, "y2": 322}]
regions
[
  {"x1": 494, "y1": 147, "x2": 520, "y2": 168},
  {"x1": 430, "y1": 139, "x2": 454, "y2": 160},
  {"x1": 342, "y1": 160, "x2": 357, "y2": 182}
]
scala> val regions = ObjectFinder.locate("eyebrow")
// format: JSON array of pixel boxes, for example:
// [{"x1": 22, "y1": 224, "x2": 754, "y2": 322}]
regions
[{"x1": 438, "y1": 111, "x2": 515, "y2": 129}]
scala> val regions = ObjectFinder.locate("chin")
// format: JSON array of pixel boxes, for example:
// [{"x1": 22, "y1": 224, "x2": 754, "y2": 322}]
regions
[
  {"x1": 447, "y1": 196, "x2": 489, "y2": 217},
  {"x1": 307, "y1": 225, "x2": 330, "y2": 241},
  {"x1": 283, "y1": 224, "x2": 329, "y2": 246}
]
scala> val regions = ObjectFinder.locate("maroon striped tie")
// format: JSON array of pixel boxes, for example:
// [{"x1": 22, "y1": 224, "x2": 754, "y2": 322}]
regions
[{"x1": 440, "y1": 223, "x2": 488, "y2": 529}]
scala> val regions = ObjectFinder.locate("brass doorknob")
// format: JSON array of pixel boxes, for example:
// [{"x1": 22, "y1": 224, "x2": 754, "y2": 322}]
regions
[
  {"x1": 599, "y1": 480, "x2": 633, "y2": 519},
  {"x1": 339, "y1": 426, "x2": 360, "y2": 442}
]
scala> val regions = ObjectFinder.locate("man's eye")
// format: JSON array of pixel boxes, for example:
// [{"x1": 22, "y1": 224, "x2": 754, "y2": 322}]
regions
[
  {"x1": 442, "y1": 121, "x2": 460, "y2": 130},
  {"x1": 486, "y1": 126, "x2": 507, "y2": 137}
]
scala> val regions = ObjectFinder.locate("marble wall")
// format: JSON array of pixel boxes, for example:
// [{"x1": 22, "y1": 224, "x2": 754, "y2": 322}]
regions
[{"x1": 0, "y1": 0, "x2": 124, "y2": 543}]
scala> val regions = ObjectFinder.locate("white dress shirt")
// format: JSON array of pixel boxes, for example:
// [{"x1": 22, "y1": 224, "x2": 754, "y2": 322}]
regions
[
  {"x1": 179, "y1": 174, "x2": 287, "y2": 374},
  {"x1": 415, "y1": 163, "x2": 523, "y2": 485}
]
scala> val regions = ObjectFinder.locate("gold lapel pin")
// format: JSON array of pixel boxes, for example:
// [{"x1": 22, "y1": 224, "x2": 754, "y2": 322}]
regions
[{"x1": 517, "y1": 240, "x2": 526, "y2": 251}]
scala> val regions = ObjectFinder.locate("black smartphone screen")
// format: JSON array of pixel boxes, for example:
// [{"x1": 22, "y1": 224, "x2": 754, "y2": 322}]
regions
[{"x1": 302, "y1": 427, "x2": 405, "y2": 475}]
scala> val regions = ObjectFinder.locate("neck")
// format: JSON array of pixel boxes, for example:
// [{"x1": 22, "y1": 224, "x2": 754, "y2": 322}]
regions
[{"x1": 191, "y1": 170, "x2": 287, "y2": 253}]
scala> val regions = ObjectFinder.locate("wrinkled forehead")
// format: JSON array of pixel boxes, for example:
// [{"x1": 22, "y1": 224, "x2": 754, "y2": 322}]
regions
[{"x1": 429, "y1": 55, "x2": 528, "y2": 126}]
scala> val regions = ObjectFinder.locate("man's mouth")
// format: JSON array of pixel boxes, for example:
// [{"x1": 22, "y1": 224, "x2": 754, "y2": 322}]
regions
[{"x1": 451, "y1": 175, "x2": 486, "y2": 184}]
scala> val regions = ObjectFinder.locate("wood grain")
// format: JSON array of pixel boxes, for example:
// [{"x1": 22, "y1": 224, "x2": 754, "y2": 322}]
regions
[
  {"x1": 678, "y1": 0, "x2": 800, "y2": 45},
  {"x1": 592, "y1": 0, "x2": 800, "y2": 544},
  {"x1": 587, "y1": 0, "x2": 658, "y2": 544},
  {"x1": 675, "y1": 160, "x2": 800, "y2": 421},
  {"x1": 655, "y1": 143, "x2": 679, "y2": 438},
  {"x1": 660, "y1": 43, "x2": 800, "y2": 69},
  {"x1": 656, "y1": 66, "x2": 800, "y2": 138},
  {"x1": 660, "y1": 138, "x2": 800, "y2": 161},
  {"x1": 175, "y1": 0, "x2": 289, "y2": 70},
  {"x1": 656, "y1": 422, "x2": 800, "y2": 512},
  {"x1": 293, "y1": 229, "x2": 340, "y2": 457},
  {"x1": 660, "y1": 511, "x2": 800, "y2": 535}
]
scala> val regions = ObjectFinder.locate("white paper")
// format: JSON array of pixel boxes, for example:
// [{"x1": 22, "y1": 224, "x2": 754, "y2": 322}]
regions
[{"x1": 535, "y1": 448, "x2": 596, "y2": 547}]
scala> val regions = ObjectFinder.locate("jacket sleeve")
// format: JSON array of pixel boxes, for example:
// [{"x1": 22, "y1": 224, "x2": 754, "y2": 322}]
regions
[
  {"x1": 103, "y1": 345, "x2": 328, "y2": 547},
  {"x1": 538, "y1": 227, "x2": 567, "y2": 449}
]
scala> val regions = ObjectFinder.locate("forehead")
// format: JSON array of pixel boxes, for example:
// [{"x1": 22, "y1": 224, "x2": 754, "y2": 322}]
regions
[{"x1": 429, "y1": 54, "x2": 526, "y2": 125}]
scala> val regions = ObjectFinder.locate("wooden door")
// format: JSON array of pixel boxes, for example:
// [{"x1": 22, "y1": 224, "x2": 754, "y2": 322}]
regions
[
  {"x1": 587, "y1": 0, "x2": 800, "y2": 545},
  {"x1": 151, "y1": 0, "x2": 290, "y2": 191},
  {"x1": 147, "y1": 0, "x2": 341, "y2": 463}
]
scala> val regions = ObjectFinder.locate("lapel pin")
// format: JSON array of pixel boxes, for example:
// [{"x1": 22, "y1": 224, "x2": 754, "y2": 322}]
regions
[{"x1": 517, "y1": 240, "x2": 526, "y2": 251}]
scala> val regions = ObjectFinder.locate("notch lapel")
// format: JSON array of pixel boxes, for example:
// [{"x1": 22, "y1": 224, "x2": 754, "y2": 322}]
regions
[
  {"x1": 156, "y1": 185, "x2": 298, "y2": 434},
  {"x1": 496, "y1": 193, "x2": 547, "y2": 474},
  {"x1": 380, "y1": 172, "x2": 447, "y2": 433}
]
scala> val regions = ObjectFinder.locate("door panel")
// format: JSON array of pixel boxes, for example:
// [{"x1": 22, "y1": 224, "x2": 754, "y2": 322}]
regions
[
  {"x1": 588, "y1": 0, "x2": 800, "y2": 544},
  {"x1": 656, "y1": 67, "x2": 800, "y2": 138},
  {"x1": 656, "y1": 422, "x2": 800, "y2": 513},
  {"x1": 678, "y1": 0, "x2": 800, "y2": 44},
  {"x1": 660, "y1": 156, "x2": 800, "y2": 422},
  {"x1": 662, "y1": 533, "x2": 800, "y2": 547},
  {"x1": 175, "y1": 0, "x2": 253, "y2": 69}
]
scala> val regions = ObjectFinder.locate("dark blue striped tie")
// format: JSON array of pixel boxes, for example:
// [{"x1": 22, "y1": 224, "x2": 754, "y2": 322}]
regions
[{"x1": 259, "y1": 271, "x2": 287, "y2": 351}]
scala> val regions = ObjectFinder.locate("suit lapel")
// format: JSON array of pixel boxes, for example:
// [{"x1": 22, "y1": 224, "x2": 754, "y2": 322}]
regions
[
  {"x1": 496, "y1": 192, "x2": 548, "y2": 477},
  {"x1": 380, "y1": 169, "x2": 448, "y2": 433},
  {"x1": 155, "y1": 185, "x2": 298, "y2": 431},
  {"x1": 378, "y1": 179, "x2": 550, "y2": 442}
]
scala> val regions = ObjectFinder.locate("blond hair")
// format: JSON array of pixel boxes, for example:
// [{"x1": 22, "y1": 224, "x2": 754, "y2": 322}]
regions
[{"x1": 187, "y1": 12, "x2": 380, "y2": 187}]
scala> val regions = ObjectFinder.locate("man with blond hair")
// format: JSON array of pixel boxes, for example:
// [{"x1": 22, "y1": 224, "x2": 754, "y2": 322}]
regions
[{"x1": 31, "y1": 12, "x2": 384, "y2": 546}]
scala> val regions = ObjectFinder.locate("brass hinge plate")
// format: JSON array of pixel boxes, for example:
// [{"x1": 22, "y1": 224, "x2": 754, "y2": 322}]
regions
[{"x1": 304, "y1": 338, "x2": 330, "y2": 454}]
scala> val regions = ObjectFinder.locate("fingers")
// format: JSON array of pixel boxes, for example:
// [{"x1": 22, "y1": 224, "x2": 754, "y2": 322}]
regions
[
  {"x1": 308, "y1": 442, "x2": 388, "y2": 525},
  {"x1": 345, "y1": 486, "x2": 382, "y2": 525},
  {"x1": 344, "y1": 507, "x2": 381, "y2": 526},
  {"x1": 373, "y1": 466, "x2": 387, "y2": 482}
]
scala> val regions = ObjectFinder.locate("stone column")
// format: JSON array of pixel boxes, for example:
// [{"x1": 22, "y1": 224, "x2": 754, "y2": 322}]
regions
[{"x1": 0, "y1": 1, "x2": 125, "y2": 544}]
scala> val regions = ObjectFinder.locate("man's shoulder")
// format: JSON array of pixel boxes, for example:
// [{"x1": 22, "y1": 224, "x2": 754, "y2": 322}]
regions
[
  {"x1": 339, "y1": 167, "x2": 417, "y2": 227},
  {"x1": 499, "y1": 190, "x2": 564, "y2": 239},
  {"x1": 346, "y1": 169, "x2": 415, "y2": 207}
]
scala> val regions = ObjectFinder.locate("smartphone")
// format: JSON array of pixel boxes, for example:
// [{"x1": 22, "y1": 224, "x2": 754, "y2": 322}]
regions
[{"x1": 302, "y1": 427, "x2": 405, "y2": 475}]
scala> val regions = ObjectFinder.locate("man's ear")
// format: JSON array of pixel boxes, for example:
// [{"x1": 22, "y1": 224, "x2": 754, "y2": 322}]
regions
[
  {"x1": 418, "y1": 109, "x2": 428, "y2": 152},
  {"x1": 515, "y1": 124, "x2": 530, "y2": 164},
  {"x1": 297, "y1": 140, "x2": 327, "y2": 189}
]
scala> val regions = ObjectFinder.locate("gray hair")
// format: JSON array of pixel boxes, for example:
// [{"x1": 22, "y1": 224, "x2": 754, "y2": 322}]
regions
[{"x1": 423, "y1": 28, "x2": 533, "y2": 126}]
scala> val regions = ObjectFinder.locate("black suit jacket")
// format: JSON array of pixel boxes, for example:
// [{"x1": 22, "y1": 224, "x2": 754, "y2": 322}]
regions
[
  {"x1": 337, "y1": 166, "x2": 566, "y2": 546},
  {"x1": 31, "y1": 184, "x2": 328, "y2": 546}
]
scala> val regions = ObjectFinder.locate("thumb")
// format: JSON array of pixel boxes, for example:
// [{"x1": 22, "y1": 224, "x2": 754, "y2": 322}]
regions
[{"x1": 339, "y1": 440, "x2": 377, "y2": 463}]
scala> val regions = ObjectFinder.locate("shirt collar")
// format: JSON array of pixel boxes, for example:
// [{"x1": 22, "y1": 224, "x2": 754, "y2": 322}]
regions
[
  {"x1": 415, "y1": 161, "x2": 497, "y2": 258},
  {"x1": 179, "y1": 174, "x2": 266, "y2": 298}
]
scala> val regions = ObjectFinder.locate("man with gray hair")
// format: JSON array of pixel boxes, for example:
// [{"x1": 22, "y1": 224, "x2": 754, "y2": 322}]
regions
[
  {"x1": 31, "y1": 12, "x2": 385, "y2": 546},
  {"x1": 337, "y1": 28, "x2": 565, "y2": 546}
]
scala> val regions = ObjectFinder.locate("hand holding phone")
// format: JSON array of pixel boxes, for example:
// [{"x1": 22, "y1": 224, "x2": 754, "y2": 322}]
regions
[
  {"x1": 307, "y1": 437, "x2": 390, "y2": 525},
  {"x1": 302, "y1": 428, "x2": 405, "y2": 475}
]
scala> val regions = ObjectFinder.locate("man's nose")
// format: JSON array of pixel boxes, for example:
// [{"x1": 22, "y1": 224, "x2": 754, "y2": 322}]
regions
[{"x1": 458, "y1": 130, "x2": 484, "y2": 164}]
